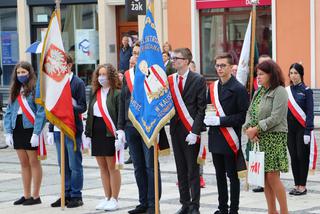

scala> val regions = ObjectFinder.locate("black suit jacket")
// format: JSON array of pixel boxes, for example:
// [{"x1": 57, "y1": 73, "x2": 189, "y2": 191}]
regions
[
  {"x1": 170, "y1": 71, "x2": 207, "y2": 136},
  {"x1": 207, "y1": 76, "x2": 249, "y2": 155}
]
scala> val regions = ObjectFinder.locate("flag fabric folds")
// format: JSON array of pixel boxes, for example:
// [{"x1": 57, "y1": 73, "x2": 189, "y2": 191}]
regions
[
  {"x1": 36, "y1": 11, "x2": 76, "y2": 144},
  {"x1": 128, "y1": 9, "x2": 175, "y2": 148},
  {"x1": 236, "y1": 14, "x2": 252, "y2": 86}
]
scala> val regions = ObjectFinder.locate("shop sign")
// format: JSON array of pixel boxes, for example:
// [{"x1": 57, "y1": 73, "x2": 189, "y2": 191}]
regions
[
  {"x1": 126, "y1": 0, "x2": 146, "y2": 21},
  {"x1": 75, "y1": 29, "x2": 99, "y2": 64}
]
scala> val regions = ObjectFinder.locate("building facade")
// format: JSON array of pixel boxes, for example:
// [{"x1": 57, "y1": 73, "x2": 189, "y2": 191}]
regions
[{"x1": 167, "y1": 0, "x2": 320, "y2": 88}]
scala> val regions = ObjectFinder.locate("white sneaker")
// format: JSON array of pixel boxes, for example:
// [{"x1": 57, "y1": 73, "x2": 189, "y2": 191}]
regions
[
  {"x1": 104, "y1": 197, "x2": 118, "y2": 211},
  {"x1": 95, "y1": 198, "x2": 109, "y2": 210}
]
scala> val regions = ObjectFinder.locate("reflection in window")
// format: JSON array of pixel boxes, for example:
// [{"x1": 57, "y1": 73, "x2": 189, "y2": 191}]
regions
[
  {"x1": 0, "y1": 8, "x2": 19, "y2": 86},
  {"x1": 200, "y1": 7, "x2": 271, "y2": 78}
]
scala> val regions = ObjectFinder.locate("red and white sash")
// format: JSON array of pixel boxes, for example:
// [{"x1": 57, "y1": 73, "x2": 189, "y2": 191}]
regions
[
  {"x1": 286, "y1": 86, "x2": 318, "y2": 171},
  {"x1": 17, "y1": 94, "x2": 46, "y2": 160},
  {"x1": 168, "y1": 73, "x2": 206, "y2": 164},
  {"x1": 96, "y1": 88, "x2": 123, "y2": 169},
  {"x1": 124, "y1": 68, "x2": 135, "y2": 93},
  {"x1": 209, "y1": 81, "x2": 240, "y2": 155}
]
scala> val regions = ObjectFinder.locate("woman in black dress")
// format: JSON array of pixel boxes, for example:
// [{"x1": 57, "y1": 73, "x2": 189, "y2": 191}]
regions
[
  {"x1": 85, "y1": 64, "x2": 122, "y2": 211},
  {"x1": 4, "y1": 61, "x2": 46, "y2": 205}
]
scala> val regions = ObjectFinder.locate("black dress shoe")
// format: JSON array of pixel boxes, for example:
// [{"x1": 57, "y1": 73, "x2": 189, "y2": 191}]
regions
[
  {"x1": 188, "y1": 207, "x2": 200, "y2": 214},
  {"x1": 51, "y1": 197, "x2": 70, "y2": 207},
  {"x1": 23, "y1": 197, "x2": 42, "y2": 205},
  {"x1": 13, "y1": 196, "x2": 27, "y2": 205},
  {"x1": 289, "y1": 188, "x2": 298, "y2": 195},
  {"x1": 293, "y1": 189, "x2": 307, "y2": 196},
  {"x1": 125, "y1": 156, "x2": 133, "y2": 164},
  {"x1": 128, "y1": 204, "x2": 148, "y2": 214},
  {"x1": 67, "y1": 197, "x2": 83, "y2": 208},
  {"x1": 252, "y1": 186, "x2": 264, "y2": 192},
  {"x1": 175, "y1": 206, "x2": 189, "y2": 214},
  {"x1": 214, "y1": 210, "x2": 228, "y2": 214}
]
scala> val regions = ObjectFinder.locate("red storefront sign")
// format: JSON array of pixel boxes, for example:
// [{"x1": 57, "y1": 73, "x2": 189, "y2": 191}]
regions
[{"x1": 196, "y1": 0, "x2": 271, "y2": 9}]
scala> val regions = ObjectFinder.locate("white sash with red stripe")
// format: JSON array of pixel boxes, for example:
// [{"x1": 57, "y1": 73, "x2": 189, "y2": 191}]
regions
[
  {"x1": 124, "y1": 68, "x2": 135, "y2": 93},
  {"x1": 96, "y1": 88, "x2": 123, "y2": 169},
  {"x1": 209, "y1": 81, "x2": 239, "y2": 155},
  {"x1": 168, "y1": 73, "x2": 206, "y2": 164},
  {"x1": 17, "y1": 94, "x2": 46, "y2": 160},
  {"x1": 286, "y1": 86, "x2": 318, "y2": 171}
]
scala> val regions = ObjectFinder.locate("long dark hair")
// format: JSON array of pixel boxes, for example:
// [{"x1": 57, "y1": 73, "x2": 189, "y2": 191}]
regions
[
  {"x1": 9, "y1": 61, "x2": 37, "y2": 103},
  {"x1": 256, "y1": 60, "x2": 285, "y2": 90},
  {"x1": 289, "y1": 63, "x2": 304, "y2": 84},
  {"x1": 91, "y1": 64, "x2": 121, "y2": 95}
]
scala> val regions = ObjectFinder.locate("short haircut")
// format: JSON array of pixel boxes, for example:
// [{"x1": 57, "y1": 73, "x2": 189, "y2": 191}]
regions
[
  {"x1": 133, "y1": 40, "x2": 140, "y2": 47},
  {"x1": 214, "y1": 53, "x2": 233, "y2": 65},
  {"x1": 66, "y1": 54, "x2": 74, "y2": 64},
  {"x1": 173, "y1": 48, "x2": 193, "y2": 64},
  {"x1": 162, "y1": 51, "x2": 170, "y2": 57}
]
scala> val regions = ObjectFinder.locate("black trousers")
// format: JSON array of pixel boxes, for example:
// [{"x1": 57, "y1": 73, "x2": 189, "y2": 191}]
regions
[
  {"x1": 212, "y1": 153, "x2": 240, "y2": 213},
  {"x1": 171, "y1": 122, "x2": 200, "y2": 209},
  {"x1": 287, "y1": 119, "x2": 310, "y2": 186}
]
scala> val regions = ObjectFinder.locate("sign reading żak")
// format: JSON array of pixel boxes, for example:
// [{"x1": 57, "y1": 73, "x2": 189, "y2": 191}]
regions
[{"x1": 126, "y1": 0, "x2": 146, "y2": 21}]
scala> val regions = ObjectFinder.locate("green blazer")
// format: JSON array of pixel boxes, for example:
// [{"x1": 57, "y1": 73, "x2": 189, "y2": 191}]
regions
[
  {"x1": 244, "y1": 85, "x2": 288, "y2": 133},
  {"x1": 85, "y1": 88, "x2": 120, "y2": 138}
]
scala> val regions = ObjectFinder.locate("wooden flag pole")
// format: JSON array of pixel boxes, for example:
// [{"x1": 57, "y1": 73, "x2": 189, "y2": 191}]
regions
[
  {"x1": 54, "y1": 0, "x2": 65, "y2": 210},
  {"x1": 249, "y1": 3, "x2": 257, "y2": 99},
  {"x1": 153, "y1": 143, "x2": 159, "y2": 214}
]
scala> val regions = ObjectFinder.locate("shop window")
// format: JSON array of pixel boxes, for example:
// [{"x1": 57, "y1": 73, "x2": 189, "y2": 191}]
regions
[
  {"x1": 200, "y1": 7, "x2": 271, "y2": 78},
  {"x1": 0, "y1": 8, "x2": 19, "y2": 86},
  {"x1": 31, "y1": 4, "x2": 98, "y2": 86}
]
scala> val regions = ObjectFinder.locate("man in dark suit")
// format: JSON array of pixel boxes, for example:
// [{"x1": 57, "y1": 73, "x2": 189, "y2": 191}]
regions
[
  {"x1": 162, "y1": 51, "x2": 176, "y2": 76},
  {"x1": 169, "y1": 48, "x2": 206, "y2": 214},
  {"x1": 204, "y1": 53, "x2": 249, "y2": 214}
]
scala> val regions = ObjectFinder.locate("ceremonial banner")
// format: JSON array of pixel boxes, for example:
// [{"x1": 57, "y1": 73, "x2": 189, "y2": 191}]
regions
[
  {"x1": 36, "y1": 11, "x2": 76, "y2": 144},
  {"x1": 128, "y1": 9, "x2": 175, "y2": 147}
]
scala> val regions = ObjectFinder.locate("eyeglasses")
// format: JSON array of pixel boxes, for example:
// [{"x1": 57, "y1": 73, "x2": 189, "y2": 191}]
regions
[
  {"x1": 172, "y1": 57, "x2": 186, "y2": 61},
  {"x1": 215, "y1": 64, "x2": 230, "y2": 69}
]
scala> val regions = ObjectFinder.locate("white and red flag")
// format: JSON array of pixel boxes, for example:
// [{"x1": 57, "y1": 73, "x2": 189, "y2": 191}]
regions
[{"x1": 36, "y1": 11, "x2": 76, "y2": 143}]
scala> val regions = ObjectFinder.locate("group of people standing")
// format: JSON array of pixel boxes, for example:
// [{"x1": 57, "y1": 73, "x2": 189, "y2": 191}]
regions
[{"x1": 3, "y1": 40, "x2": 315, "y2": 214}]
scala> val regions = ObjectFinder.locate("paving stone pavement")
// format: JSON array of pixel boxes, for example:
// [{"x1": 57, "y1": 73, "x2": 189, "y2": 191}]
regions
[{"x1": 0, "y1": 126, "x2": 320, "y2": 214}]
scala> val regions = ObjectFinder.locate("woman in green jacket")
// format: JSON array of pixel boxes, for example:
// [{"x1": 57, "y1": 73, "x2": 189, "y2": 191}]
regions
[
  {"x1": 85, "y1": 64, "x2": 121, "y2": 211},
  {"x1": 244, "y1": 60, "x2": 289, "y2": 214}
]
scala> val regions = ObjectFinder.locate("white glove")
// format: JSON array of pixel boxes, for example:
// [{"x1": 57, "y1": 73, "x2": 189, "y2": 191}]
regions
[
  {"x1": 304, "y1": 135, "x2": 311, "y2": 145},
  {"x1": 115, "y1": 139, "x2": 124, "y2": 151},
  {"x1": 47, "y1": 132, "x2": 54, "y2": 145},
  {"x1": 30, "y1": 134, "x2": 39, "y2": 147},
  {"x1": 83, "y1": 137, "x2": 91, "y2": 149},
  {"x1": 204, "y1": 115, "x2": 220, "y2": 126},
  {"x1": 185, "y1": 132, "x2": 198, "y2": 145},
  {"x1": 5, "y1": 134, "x2": 13, "y2": 148},
  {"x1": 116, "y1": 130, "x2": 126, "y2": 144}
]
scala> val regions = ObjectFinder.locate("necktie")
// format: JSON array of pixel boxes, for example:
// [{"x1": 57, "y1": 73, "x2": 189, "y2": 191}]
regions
[{"x1": 178, "y1": 76, "x2": 184, "y2": 94}]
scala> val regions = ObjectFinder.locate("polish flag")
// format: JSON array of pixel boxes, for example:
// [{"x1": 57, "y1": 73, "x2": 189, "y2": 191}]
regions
[{"x1": 36, "y1": 11, "x2": 76, "y2": 142}]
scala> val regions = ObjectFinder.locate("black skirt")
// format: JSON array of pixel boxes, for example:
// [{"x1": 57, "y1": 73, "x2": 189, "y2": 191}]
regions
[
  {"x1": 91, "y1": 116, "x2": 115, "y2": 156},
  {"x1": 13, "y1": 115, "x2": 37, "y2": 150}
]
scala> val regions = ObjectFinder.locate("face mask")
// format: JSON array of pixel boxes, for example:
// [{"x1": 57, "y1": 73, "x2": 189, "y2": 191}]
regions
[
  {"x1": 98, "y1": 76, "x2": 108, "y2": 86},
  {"x1": 17, "y1": 75, "x2": 29, "y2": 84}
]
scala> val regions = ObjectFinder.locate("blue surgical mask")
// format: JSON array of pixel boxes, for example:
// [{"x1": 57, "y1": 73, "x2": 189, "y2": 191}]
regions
[
  {"x1": 98, "y1": 76, "x2": 108, "y2": 86},
  {"x1": 17, "y1": 75, "x2": 29, "y2": 84}
]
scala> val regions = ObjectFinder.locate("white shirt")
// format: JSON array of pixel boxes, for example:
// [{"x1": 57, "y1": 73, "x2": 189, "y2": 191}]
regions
[{"x1": 93, "y1": 87, "x2": 109, "y2": 117}]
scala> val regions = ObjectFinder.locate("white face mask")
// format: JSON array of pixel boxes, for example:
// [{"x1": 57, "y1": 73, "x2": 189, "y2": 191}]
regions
[{"x1": 98, "y1": 76, "x2": 108, "y2": 86}]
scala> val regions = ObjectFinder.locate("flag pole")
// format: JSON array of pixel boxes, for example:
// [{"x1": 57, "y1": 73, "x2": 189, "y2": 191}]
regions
[
  {"x1": 54, "y1": 0, "x2": 65, "y2": 210},
  {"x1": 249, "y1": 1, "x2": 257, "y2": 99},
  {"x1": 147, "y1": 1, "x2": 159, "y2": 213}
]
